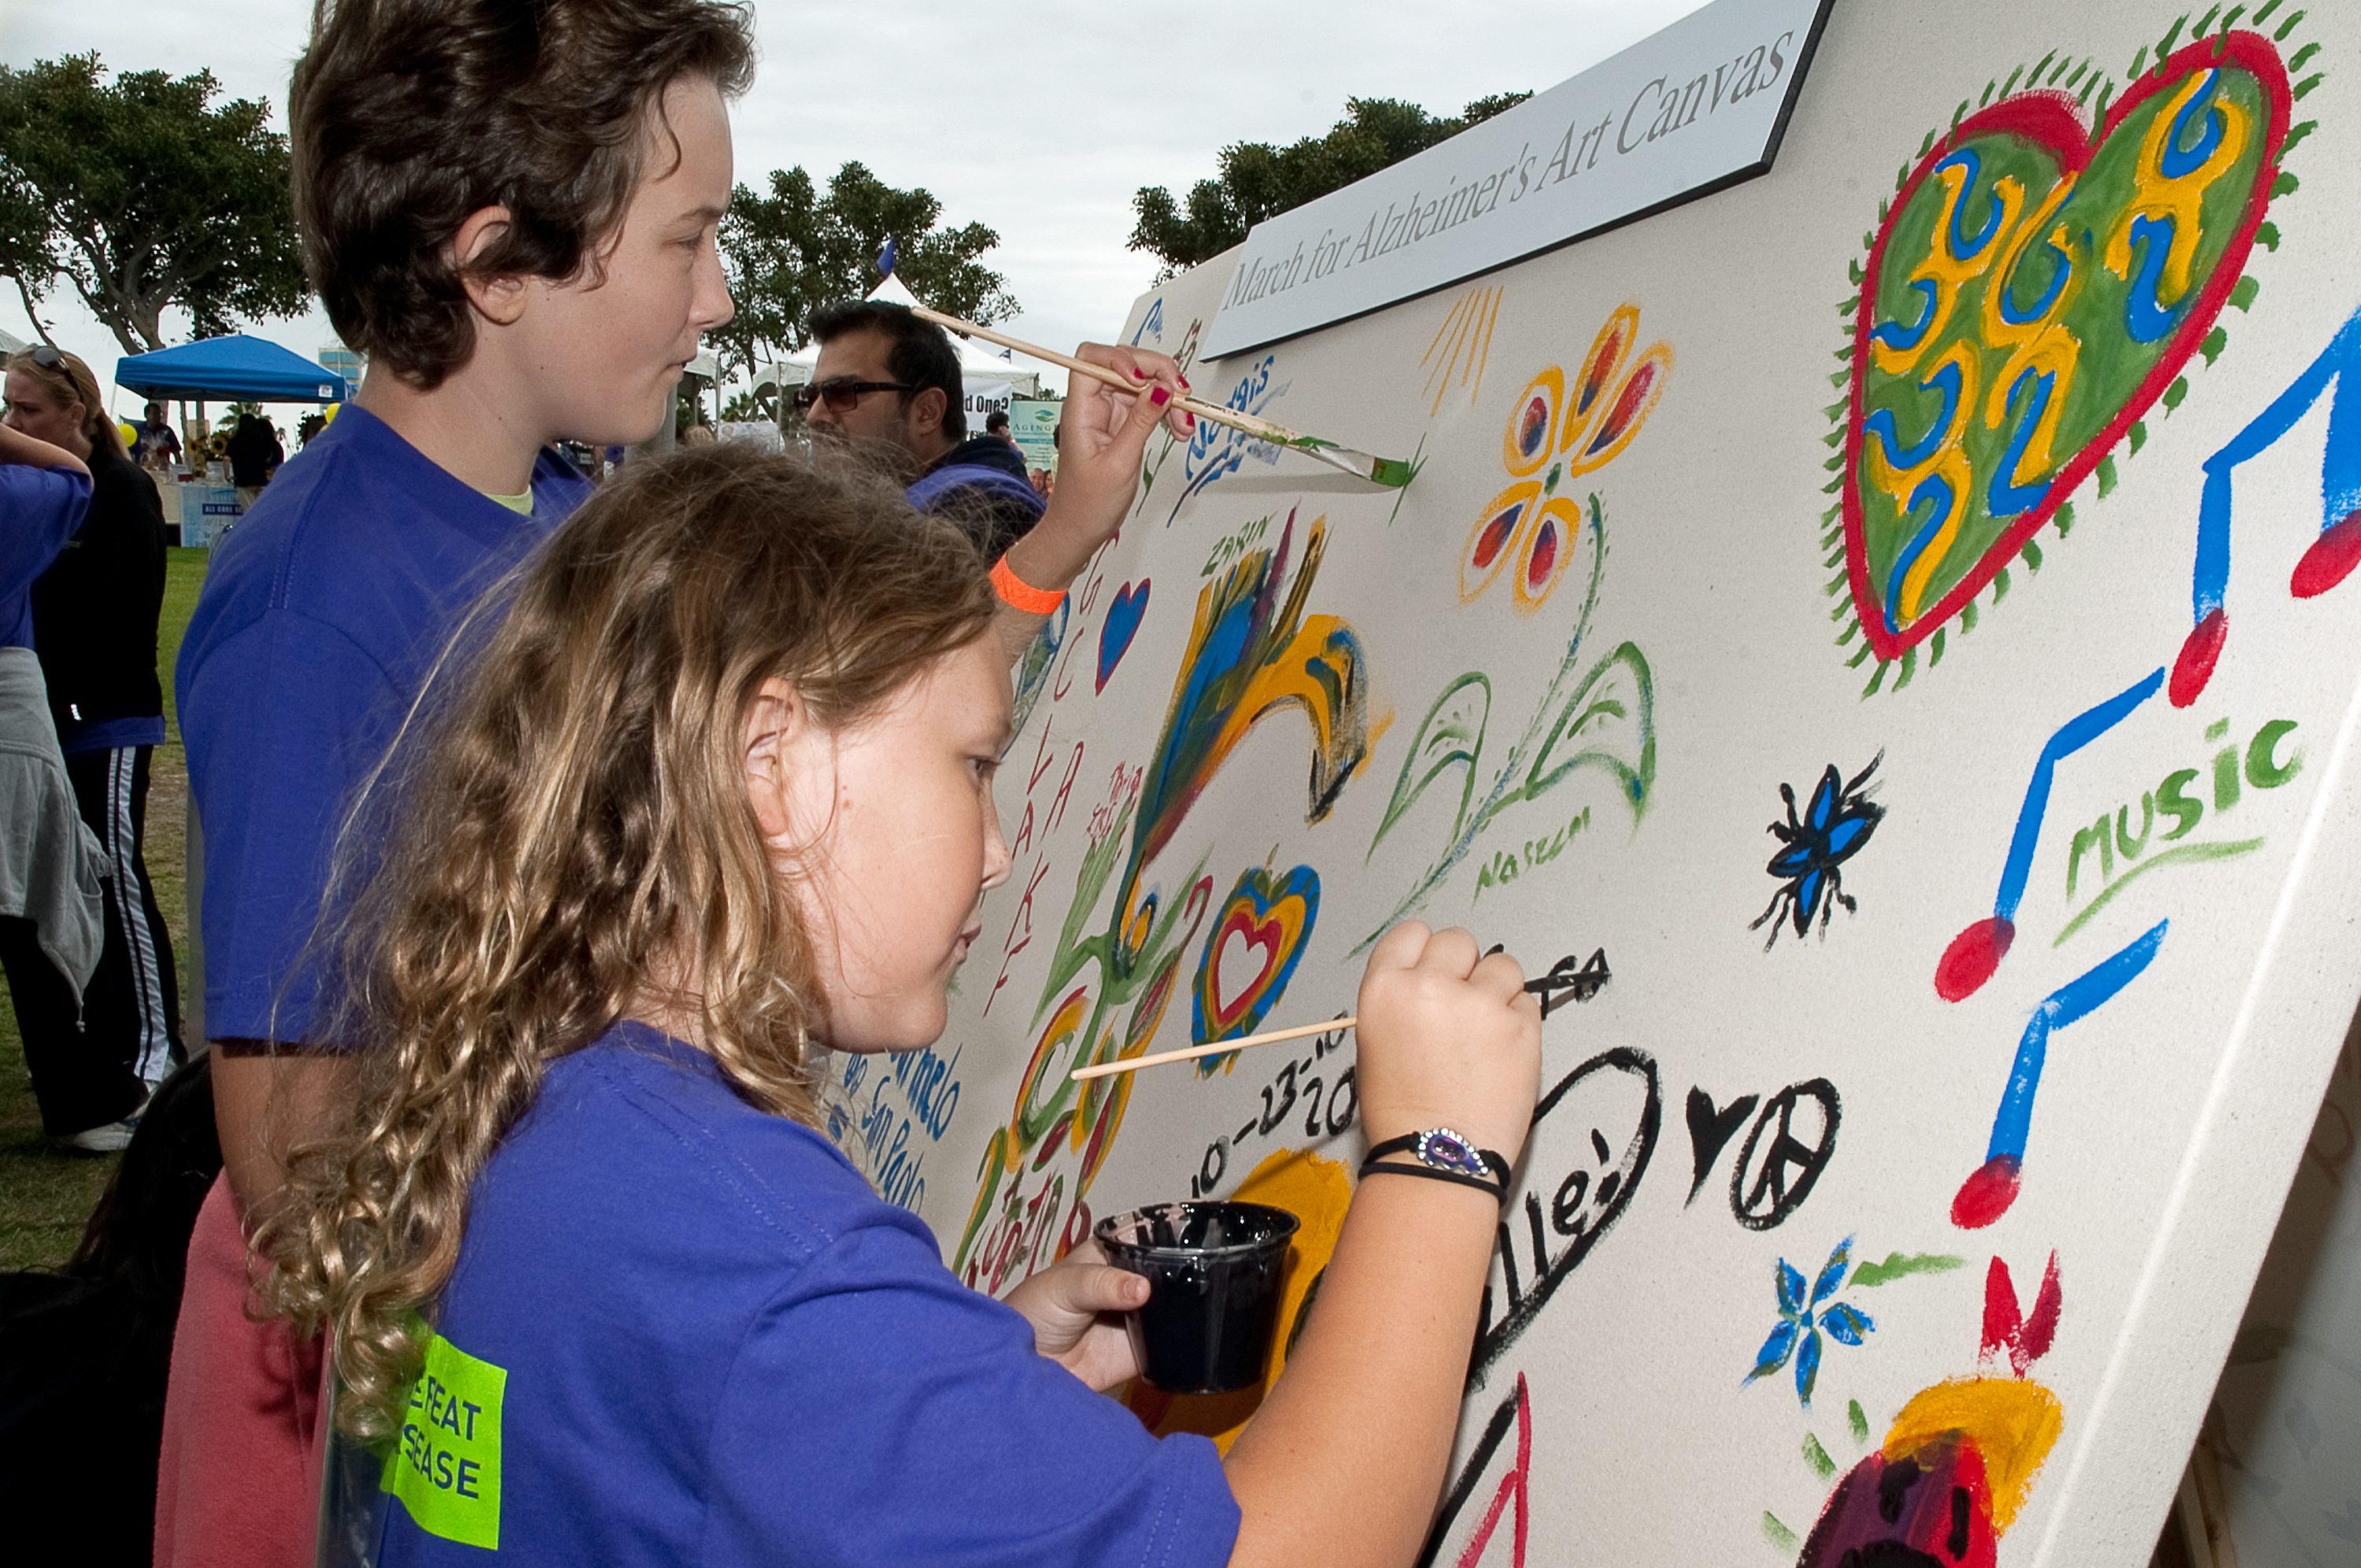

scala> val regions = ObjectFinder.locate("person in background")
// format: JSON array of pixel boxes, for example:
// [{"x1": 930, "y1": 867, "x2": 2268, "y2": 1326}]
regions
[
  {"x1": 0, "y1": 1052, "x2": 222, "y2": 1565},
  {"x1": 682, "y1": 421, "x2": 717, "y2": 447},
  {"x1": 225, "y1": 413, "x2": 284, "y2": 511},
  {"x1": 297, "y1": 412, "x2": 326, "y2": 449},
  {"x1": 1031, "y1": 419, "x2": 1062, "y2": 497},
  {"x1": 804, "y1": 300, "x2": 1073, "y2": 559},
  {"x1": 0, "y1": 407, "x2": 116, "y2": 1147},
  {"x1": 131, "y1": 402, "x2": 183, "y2": 473},
  {"x1": 985, "y1": 407, "x2": 1018, "y2": 447},
  {"x1": 0, "y1": 345, "x2": 179, "y2": 1152}
]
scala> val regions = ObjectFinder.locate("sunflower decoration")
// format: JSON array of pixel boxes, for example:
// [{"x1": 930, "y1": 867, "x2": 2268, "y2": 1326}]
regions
[{"x1": 1461, "y1": 303, "x2": 1671, "y2": 613}]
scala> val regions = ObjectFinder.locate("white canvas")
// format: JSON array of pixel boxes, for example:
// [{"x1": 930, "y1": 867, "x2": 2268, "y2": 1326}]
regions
[{"x1": 826, "y1": 3, "x2": 2361, "y2": 1562}]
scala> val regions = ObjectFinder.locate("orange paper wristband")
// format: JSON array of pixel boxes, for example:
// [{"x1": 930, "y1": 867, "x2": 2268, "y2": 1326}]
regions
[{"x1": 991, "y1": 555, "x2": 1066, "y2": 615}]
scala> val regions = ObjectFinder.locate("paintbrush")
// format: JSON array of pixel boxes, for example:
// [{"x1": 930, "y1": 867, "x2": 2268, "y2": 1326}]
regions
[
  {"x1": 894, "y1": 301, "x2": 1416, "y2": 490},
  {"x1": 1067, "y1": 955, "x2": 1610, "y2": 1083},
  {"x1": 1068, "y1": 1018, "x2": 1346, "y2": 1083}
]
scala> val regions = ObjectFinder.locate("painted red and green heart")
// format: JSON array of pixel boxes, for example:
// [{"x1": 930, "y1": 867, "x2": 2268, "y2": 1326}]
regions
[{"x1": 1838, "y1": 31, "x2": 2292, "y2": 670}]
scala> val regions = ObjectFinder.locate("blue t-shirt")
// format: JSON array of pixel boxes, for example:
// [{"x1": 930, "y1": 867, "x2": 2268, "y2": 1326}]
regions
[
  {"x1": 2, "y1": 463, "x2": 92, "y2": 651},
  {"x1": 380, "y1": 1023, "x2": 1240, "y2": 1567},
  {"x1": 176, "y1": 406, "x2": 590, "y2": 1042}
]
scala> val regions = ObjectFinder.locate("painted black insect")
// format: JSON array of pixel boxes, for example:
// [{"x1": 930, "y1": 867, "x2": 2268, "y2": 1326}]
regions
[{"x1": 1752, "y1": 753, "x2": 1885, "y2": 949}]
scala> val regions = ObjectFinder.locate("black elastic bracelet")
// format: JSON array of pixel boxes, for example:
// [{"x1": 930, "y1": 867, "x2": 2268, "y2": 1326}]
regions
[
  {"x1": 1357, "y1": 1160, "x2": 1509, "y2": 1201},
  {"x1": 1362, "y1": 1132, "x2": 1513, "y2": 1186}
]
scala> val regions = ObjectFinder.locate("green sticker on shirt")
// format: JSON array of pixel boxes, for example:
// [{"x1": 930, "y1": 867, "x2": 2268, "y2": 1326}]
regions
[{"x1": 385, "y1": 1331, "x2": 506, "y2": 1549}]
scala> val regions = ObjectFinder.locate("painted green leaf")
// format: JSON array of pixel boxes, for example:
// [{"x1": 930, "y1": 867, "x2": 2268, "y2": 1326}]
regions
[
  {"x1": 1851, "y1": 1251, "x2": 1967, "y2": 1288},
  {"x1": 1371, "y1": 673, "x2": 1491, "y2": 852}
]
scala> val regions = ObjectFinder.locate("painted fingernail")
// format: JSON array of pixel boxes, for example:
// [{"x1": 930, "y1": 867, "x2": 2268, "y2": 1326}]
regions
[
  {"x1": 1184, "y1": 411, "x2": 1196, "y2": 430},
  {"x1": 1180, "y1": 376, "x2": 1192, "y2": 390},
  {"x1": 1132, "y1": 368, "x2": 1147, "y2": 380},
  {"x1": 1151, "y1": 386, "x2": 1170, "y2": 406}
]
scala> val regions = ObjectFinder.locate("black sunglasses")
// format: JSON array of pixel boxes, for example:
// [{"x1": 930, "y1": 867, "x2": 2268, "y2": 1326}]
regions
[{"x1": 793, "y1": 376, "x2": 916, "y2": 413}]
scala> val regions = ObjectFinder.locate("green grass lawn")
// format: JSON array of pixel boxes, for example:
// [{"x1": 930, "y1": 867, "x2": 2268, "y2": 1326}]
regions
[{"x1": 0, "y1": 545, "x2": 207, "y2": 1272}]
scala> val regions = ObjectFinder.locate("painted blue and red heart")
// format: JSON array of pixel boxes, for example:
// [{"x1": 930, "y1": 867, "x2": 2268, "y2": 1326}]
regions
[{"x1": 1190, "y1": 864, "x2": 1320, "y2": 1075}]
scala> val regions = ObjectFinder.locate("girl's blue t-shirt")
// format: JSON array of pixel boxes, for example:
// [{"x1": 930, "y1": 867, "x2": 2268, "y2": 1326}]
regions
[{"x1": 379, "y1": 1022, "x2": 1240, "y2": 1568}]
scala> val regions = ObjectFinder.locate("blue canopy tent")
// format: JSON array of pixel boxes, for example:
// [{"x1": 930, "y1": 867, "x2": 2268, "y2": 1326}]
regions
[{"x1": 113, "y1": 334, "x2": 348, "y2": 404}]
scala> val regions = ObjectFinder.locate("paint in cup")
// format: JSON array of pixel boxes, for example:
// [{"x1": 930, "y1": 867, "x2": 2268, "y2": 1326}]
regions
[{"x1": 1095, "y1": 1200, "x2": 1301, "y2": 1395}]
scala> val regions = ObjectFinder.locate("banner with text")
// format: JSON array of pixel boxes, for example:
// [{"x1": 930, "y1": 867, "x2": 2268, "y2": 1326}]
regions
[
  {"x1": 962, "y1": 379, "x2": 1013, "y2": 424},
  {"x1": 1011, "y1": 399, "x2": 1061, "y2": 477},
  {"x1": 1199, "y1": 0, "x2": 1830, "y2": 358}
]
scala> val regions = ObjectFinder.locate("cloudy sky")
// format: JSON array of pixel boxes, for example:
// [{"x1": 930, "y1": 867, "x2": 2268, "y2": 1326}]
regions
[{"x1": 1, "y1": 0, "x2": 1709, "y2": 412}]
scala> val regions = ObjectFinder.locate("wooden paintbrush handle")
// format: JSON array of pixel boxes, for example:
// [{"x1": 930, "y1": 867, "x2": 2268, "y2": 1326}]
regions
[
  {"x1": 903, "y1": 304, "x2": 1310, "y2": 448},
  {"x1": 1068, "y1": 1016, "x2": 1354, "y2": 1082}
]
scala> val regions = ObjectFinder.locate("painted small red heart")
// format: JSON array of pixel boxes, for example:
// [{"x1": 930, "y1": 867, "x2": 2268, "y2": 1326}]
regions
[{"x1": 1211, "y1": 913, "x2": 1283, "y2": 1026}]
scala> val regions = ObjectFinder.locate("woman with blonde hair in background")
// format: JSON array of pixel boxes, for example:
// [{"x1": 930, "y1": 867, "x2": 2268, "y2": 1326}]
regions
[{"x1": 1, "y1": 345, "x2": 182, "y2": 1149}]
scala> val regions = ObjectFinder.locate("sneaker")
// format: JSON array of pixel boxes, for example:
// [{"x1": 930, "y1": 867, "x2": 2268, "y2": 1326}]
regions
[{"x1": 65, "y1": 1097, "x2": 147, "y2": 1153}]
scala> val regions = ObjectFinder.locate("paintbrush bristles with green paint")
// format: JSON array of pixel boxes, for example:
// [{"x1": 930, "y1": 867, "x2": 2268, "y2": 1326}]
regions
[{"x1": 897, "y1": 301, "x2": 1416, "y2": 489}]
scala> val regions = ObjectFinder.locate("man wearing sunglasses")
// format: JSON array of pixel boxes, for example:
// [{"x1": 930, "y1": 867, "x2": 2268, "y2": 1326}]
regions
[{"x1": 800, "y1": 300, "x2": 1044, "y2": 558}]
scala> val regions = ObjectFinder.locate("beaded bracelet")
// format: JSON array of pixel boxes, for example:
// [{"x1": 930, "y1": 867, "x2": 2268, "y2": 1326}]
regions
[
  {"x1": 990, "y1": 555, "x2": 1066, "y2": 615},
  {"x1": 1362, "y1": 1131, "x2": 1513, "y2": 1186}
]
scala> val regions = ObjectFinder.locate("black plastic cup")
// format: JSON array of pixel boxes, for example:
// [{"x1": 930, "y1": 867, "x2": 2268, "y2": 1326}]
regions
[{"x1": 1095, "y1": 1200, "x2": 1301, "y2": 1395}]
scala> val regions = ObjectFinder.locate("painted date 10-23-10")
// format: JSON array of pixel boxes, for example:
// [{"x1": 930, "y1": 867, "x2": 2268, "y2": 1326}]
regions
[{"x1": 1190, "y1": 1016, "x2": 1358, "y2": 1197}]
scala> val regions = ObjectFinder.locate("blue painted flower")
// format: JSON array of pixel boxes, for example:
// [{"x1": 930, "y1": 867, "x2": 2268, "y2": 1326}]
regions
[{"x1": 1742, "y1": 1235, "x2": 1875, "y2": 1408}]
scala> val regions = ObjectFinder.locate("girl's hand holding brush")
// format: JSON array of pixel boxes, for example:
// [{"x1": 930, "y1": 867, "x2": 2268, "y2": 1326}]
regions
[{"x1": 1351, "y1": 922, "x2": 1545, "y2": 1182}]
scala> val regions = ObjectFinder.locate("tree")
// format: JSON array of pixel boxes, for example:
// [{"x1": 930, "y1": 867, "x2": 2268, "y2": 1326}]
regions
[
  {"x1": 0, "y1": 55, "x2": 307, "y2": 353},
  {"x1": 711, "y1": 160, "x2": 1015, "y2": 404},
  {"x1": 1130, "y1": 93, "x2": 1532, "y2": 273}
]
